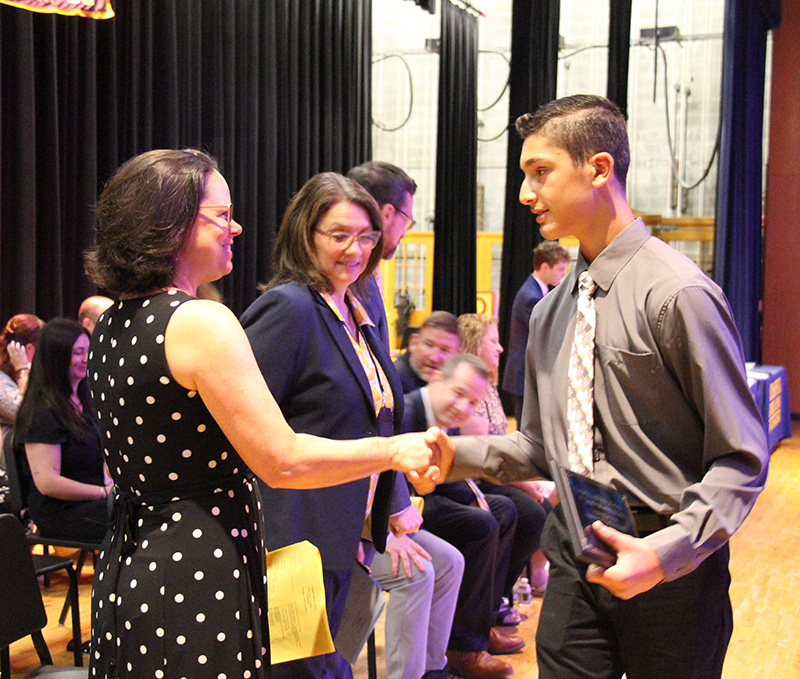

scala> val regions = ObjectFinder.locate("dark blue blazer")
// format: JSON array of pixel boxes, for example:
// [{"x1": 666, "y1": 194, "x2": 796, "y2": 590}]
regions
[
  {"x1": 354, "y1": 276, "x2": 415, "y2": 530},
  {"x1": 394, "y1": 351, "x2": 426, "y2": 395},
  {"x1": 501, "y1": 275, "x2": 545, "y2": 398},
  {"x1": 240, "y1": 282, "x2": 402, "y2": 571},
  {"x1": 401, "y1": 389, "x2": 474, "y2": 505},
  {"x1": 401, "y1": 388, "x2": 428, "y2": 435}
]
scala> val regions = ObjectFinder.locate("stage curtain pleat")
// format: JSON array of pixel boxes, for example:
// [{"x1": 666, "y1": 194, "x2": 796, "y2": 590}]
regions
[
  {"x1": 713, "y1": 0, "x2": 781, "y2": 361},
  {"x1": 496, "y1": 0, "x2": 559, "y2": 401},
  {"x1": 607, "y1": 0, "x2": 632, "y2": 116},
  {"x1": 432, "y1": 0, "x2": 478, "y2": 315}
]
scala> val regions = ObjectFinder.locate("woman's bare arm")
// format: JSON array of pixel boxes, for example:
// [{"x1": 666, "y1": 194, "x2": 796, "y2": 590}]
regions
[{"x1": 164, "y1": 300, "x2": 441, "y2": 489}]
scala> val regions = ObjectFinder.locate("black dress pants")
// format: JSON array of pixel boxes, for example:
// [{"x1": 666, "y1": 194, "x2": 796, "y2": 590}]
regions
[
  {"x1": 421, "y1": 492, "x2": 517, "y2": 653},
  {"x1": 478, "y1": 481, "x2": 552, "y2": 595},
  {"x1": 536, "y1": 506, "x2": 733, "y2": 679}
]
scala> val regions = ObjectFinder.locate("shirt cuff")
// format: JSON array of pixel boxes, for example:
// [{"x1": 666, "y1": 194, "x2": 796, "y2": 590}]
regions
[{"x1": 644, "y1": 523, "x2": 703, "y2": 582}]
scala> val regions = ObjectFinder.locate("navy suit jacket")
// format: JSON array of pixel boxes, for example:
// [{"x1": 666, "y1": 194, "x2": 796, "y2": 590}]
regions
[
  {"x1": 394, "y1": 351, "x2": 426, "y2": 394},
  {"x1": 401, "y1": 389, "x2": 475, "y2": 505},
  {"x1": 240, "y1": 282, "x2": 401, "y2": 570},
  {"x1": 501, "y1": 275, "x2": 545, "y2": 398},
  {"x1": 401, "y1": 388, "x2": 428, "y2": 435}
]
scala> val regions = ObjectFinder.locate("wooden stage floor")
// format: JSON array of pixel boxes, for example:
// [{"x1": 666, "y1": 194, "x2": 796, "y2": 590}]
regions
[{"x1": 8, "y1": 423, "x2": 799, "y2": 678}]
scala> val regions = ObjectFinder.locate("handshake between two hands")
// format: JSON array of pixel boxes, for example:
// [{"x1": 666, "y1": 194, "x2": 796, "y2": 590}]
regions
[{"x1": 390, "y1": 426, "x2": 455, "y2": 495}]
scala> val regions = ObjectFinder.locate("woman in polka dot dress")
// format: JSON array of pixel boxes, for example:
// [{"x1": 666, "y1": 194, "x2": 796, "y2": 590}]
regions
[{"x1": 84, "y1": 149, "x2": 447, "y2": 679}]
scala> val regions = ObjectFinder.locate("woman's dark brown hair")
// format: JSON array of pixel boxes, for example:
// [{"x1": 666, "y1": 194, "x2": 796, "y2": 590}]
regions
[
  {"x1": 85, "y1": 149, "x2": 218, "y2": 295},
  {"x1": 14, "y1": 319, "x2": 95, "y2": 445},
  {"x1": 269, "y1": 172, "x2": 384, "y2": 297}
]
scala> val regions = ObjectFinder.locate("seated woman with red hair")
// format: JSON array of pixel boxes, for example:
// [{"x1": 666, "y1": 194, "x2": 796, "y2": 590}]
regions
[{"x1": 1, "y1": 313, "x2": 45, "y2": 485}]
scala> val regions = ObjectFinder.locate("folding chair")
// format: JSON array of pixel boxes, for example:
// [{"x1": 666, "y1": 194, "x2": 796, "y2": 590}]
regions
[
  {"x1": 2, "y1": 431, "x2": 101, "y2": 626},
  {"x1": 0, "y1": 513, "x2": 88, "y2": 678}
]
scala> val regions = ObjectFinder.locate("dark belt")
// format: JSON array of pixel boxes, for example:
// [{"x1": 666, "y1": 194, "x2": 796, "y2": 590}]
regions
[{"x1": 629, "y1": 506, "x2": 672, "y2": 536}]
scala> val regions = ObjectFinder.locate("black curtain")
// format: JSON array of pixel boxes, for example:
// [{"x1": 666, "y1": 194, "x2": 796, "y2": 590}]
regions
[
  {"x1": 713, "y1": 0, "x2": 781, "y2": 362},
  {"x1": 607, "y1": 0, "x2": 632, "y2": 116},
  {"x1": 497, "y1": 0, "x2": 559, "y2": 389},
  {"x1": 272, "y1": 1, "x2": 373, "y2": 224},
  {"x1": 0, "y1": 0, "x2": 371, "y2": 323},
  {"x1": 432, "y1": 0, "x2": 478, "y2": 315}
]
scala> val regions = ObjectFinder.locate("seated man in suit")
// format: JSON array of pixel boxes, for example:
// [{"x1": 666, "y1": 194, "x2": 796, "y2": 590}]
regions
[
  {"x1": 394, "y1": 311, "x2": 461, "y2": 394},
  {"x1": 405, "y1": 354, "x2": 529, "y2": 679},
  {"x1": 501, "y1": 241, "x2": 569, "y2": 424}
]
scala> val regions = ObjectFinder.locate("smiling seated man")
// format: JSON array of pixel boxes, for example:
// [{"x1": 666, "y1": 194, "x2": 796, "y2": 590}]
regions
[
  {"x1": 394, "y1": 311, "x2": 461, "y2": 394},
  {"x1": 404, "y1": 354, "x2": 527, "y2": 679}
]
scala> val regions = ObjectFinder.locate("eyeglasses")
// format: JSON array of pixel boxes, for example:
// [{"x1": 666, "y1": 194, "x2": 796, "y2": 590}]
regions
[
  {"x1": 395, "y1": 206, "x2": 416, "y2": 231},
  {"x1": 198, "y1": 203, "x2": 233, "y2": 231},
  {"x1": 316, "y1": 229, "x2": 381, "y2": 250}
]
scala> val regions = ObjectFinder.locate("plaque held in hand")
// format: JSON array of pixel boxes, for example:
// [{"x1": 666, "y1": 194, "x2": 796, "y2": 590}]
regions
[{"x1": 548, "y1": 460, "x2": 637, "y2": 568}]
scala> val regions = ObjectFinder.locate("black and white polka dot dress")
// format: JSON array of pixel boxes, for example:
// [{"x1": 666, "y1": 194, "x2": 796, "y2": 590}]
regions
[{"x1": 87, "y1": 290, "x2": 269, "y2": 679}]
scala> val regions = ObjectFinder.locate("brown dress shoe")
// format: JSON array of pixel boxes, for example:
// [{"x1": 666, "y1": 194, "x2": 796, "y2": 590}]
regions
[
  {"x1": 488, "y1": 627, "x2": 525, "y2": 655},
  {"x1": 446, "y1": 650, "x2": 513, "y2": 679}
]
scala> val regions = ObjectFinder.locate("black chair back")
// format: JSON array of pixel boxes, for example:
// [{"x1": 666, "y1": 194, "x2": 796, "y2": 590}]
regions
[
  {"x1": 0, "y1": 513, "x2": 89, "y2": 678},
  {"x1": 0, "y1": 513, "x2": 48, "y2": 650},
  {"x1": 1, "y1": 430, "x2": 28, "y2": 519}
]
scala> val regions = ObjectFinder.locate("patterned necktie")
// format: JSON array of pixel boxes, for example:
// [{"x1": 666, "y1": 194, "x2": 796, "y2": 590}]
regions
[
  {"x1": 567, "y1": 271, "x2": 598, "y2": 476},
  {"x1": 465, "y1": 478, "x2": 490, "y2": 512}
]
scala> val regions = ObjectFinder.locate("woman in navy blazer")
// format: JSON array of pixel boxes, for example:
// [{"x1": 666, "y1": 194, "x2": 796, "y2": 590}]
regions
[{"x1": 241, "y1": 173, "x2": 407, "y2": 679}]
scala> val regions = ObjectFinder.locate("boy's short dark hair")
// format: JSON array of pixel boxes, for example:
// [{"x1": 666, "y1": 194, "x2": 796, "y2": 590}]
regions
[{"x1": 516, "y1": 94, "x2": 630, "y2": 185}]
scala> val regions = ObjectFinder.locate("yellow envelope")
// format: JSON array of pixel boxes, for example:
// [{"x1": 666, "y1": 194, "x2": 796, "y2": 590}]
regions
[{"x1": 267, "y1": 540, "x2": 335, "y2": 664}]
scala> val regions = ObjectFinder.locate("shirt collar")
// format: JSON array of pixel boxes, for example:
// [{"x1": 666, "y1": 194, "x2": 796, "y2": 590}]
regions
[
  {"x1": 420, "y1": 387, "x2": 437, "y2": 428},
  {"x1": 531, "y1": 274, "x2": 549, "y2": 297},
  {"x1": 574, "y1": 217, "x2": 649, "y2": 295},
  {"x1": 319, "y1": 289, "x2": 376, "y2": 328}
]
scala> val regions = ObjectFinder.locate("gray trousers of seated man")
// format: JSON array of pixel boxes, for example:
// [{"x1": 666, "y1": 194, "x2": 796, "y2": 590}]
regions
[{"x1": 364, "y1": 529, "x2": 464, "y2": 679}]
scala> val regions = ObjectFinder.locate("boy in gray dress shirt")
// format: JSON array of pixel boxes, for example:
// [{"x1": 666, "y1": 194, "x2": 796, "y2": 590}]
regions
[{"x1": 437, "y1": 94, "x2": 769, "y2": 679}]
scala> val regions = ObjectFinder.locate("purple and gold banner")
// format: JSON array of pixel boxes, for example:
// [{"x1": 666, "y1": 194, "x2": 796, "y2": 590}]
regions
[{"x1": 0, "y1": 0, "x2": 114, "y2": 19}]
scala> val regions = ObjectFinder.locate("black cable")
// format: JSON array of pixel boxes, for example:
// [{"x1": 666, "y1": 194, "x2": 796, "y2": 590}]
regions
[
  {"x1": 371, "y1": 53, "x2": 414, "y2": 132},
  {"x1": 478, "y1": 122, "x2": 511, "y2": 143},
  {"x1": 559, "y1": 44, "x2": 607, "y2": 60},
  {"x1": 477, "y1": 50, "x2": 510, "y2": 112},
  {"x1": 657, "y1": 43, "x2": 721, "y2": 191}
]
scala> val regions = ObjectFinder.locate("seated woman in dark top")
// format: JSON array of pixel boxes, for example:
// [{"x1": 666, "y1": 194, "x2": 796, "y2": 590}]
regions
[{"x1": 15, "y1": 318, "x2": 110, "y2": 541}]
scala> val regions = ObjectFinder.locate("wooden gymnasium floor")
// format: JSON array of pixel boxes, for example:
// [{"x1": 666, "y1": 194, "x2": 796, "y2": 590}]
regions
[{"x1": 8, "y1": 422, "x2": 800, "y2": 678}]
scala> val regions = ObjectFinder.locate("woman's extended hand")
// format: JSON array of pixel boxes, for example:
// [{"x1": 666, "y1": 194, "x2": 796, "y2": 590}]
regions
[
  {"x1": 403, "y1": 427, "x2": 456, "y2": 494},
  {"x1": 387, "y1": 426, "x2": 455, "y2": 478},
  {"x1": 387, "y1": 431, "x2": 436, "y2": 476}
]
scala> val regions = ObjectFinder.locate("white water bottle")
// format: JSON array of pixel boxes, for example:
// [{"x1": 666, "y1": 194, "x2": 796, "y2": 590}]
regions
[{"x1": 516, "y1": 577, "x2": 532, "y2": 606}]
